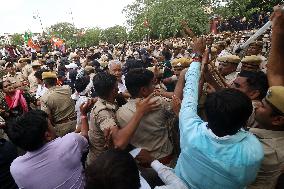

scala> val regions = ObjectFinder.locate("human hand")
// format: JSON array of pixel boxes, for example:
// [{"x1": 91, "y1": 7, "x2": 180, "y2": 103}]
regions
[
  {"x1": 172, "y1": 95, "x2": 181, "y2": 116},
  {"x1": 202, "y1": 49, "x2": 210, "y2": 65},
  {"x1": 270, "y1": 4, "x2": 284, "y2": 29},
  {"x1": 192, "y1": 37, "x2": 206, "y2": 55},
  {"x1": 136, "y1": 93, "x2": 160, "y2": 114},
  {"x1": 80, "y1": 98, "x2": 97, "y2": 116},
  {"x1": 135, "y1": 149, "x2": 155, "y2": 165},
  {"x1": 154, "y1": 89, "x2": 164, "y2": 96}
]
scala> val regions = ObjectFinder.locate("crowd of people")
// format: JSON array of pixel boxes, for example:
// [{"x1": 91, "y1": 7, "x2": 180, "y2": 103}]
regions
[
  {"x1": 0, "y1": 5, "x2": 283, "y2": 189},
  {"x1": 218, "y1": 12, "x2": 271, "y2": 32}
]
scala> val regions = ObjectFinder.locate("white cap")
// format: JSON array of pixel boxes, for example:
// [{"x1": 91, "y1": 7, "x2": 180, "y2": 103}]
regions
[{"x1": 65, "y1": 63, "x2": 78, "y2": 69}]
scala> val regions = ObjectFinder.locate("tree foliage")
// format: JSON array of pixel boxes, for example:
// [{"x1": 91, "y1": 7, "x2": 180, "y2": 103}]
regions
[
  {"x1": 46, "y1": 22, "x2": 78, "y2": 47},
  {"x1": 77, "y1": 27, "x2": 102, "y2": 47},
  {"x1": 100, "y1": 25, "x2": 128, "y2": 44},
  {"x1": 10, "y1": 33, "x2": 24, "y2": 46},
  {"x1": 123, "y1": 0, "x2": 211, "y2": 41},
  {"x1": 45, "y1": 23, "x2": 127, "y2": 47},
  {"x1": 214, "y1": 0, "x2": 282, "y2": 18}
]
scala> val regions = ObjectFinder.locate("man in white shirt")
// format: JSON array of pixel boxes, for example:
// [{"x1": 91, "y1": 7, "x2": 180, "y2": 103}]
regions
[
  {"x1": 108, "y1": 60, "x2": 129, "y2": 97},
  {"x1": 34, "y1": 69, "x2": 48, "y2": 99}
]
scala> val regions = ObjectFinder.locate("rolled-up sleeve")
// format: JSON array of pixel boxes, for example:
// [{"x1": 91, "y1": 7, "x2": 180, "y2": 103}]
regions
[{"x1": 152, "y1": 160, "x2": 188, "y2": 189}]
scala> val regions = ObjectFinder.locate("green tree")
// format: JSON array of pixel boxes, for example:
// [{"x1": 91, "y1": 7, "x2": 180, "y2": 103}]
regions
[
  {"x1": 100, "y1": 25, "x2": 128, "y2": 44},
  {"x1": 214, "y1": 0, "x2": 282, "y2": 18},
  {"x1": 46, "y1": 22, "x2": 78, "y2": 47},
  {"x1": 10, "y1": 33, "x2": 24, "y2": 46},
  {"x1": 77, "y1": 27, "x2": 102, "y2": 47},
  {"x1": 124, "y1": 0, "x2": 210, "y2": 40}
]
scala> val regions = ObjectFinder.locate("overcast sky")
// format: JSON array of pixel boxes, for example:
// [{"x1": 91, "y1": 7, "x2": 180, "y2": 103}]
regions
[{"x1": 1, "y1": 0, "x2": 134, "y2": 34}]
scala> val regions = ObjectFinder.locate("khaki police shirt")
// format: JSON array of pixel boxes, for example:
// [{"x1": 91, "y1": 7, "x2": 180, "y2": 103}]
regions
[
  {"x1": 22, "y1": 64, "x2": 33, "y2": 79},
  {"x1": 28, "y1": 71, "x2": 38, "y2": 94},
  {"x1": 116, "y1": 96, "x2": 173, "y2": 159},
  {"x1": 87, "y1": 98, "x2": 118, "y2": 165},
  {"x1": 248, "y1": 128, "x2": 284, "y2": 189},
  {"x1": 40, "y1": 85, "x2": 76, "y2": 124}
]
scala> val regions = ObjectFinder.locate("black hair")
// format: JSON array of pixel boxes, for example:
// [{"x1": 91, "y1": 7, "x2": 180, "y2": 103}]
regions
[
  {"x1": 162, "y1": 50, "x2": 172, "y2": 61},
  {"x1": 125, "y1": 68, "x2": 154, "y2": 98},
  {"x1": 122, "y1": 59, "x2": 144, "y2": 74},
  {"x1": 34, "y1": 69, "x2": 48, "y2": 81},
  {"x1": 69, "y1": 70, "x2": 78, "y2": 82},
  {"x1": 205, "y1": 88, "x2": 252, "y2": 137},
  {"x1": 43, "y1": 78, "x2": 57, "y2": 86},
  {"x1": 75, "y1": 76, "x2": 90, "y2": 93},
  {"x1": 5, "y1": 63, "x2": 13, "y2": 68},
  {"x1": 6, "y1": 110, "x2": 49, "y2": 151},
  {"x1": 238, "y1": 71, "x2": 269, "y2": 100},
  {"x1": 85, "y1": 149, "x2": 140, "y2": 189},
  {"x1": 93, "y1": 72, "x2": 117, "y2": 99}
]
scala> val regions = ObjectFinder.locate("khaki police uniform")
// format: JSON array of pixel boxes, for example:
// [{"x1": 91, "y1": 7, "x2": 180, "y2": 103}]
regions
[
  {"x1": 116, "y1": 96, "x2": 173, "y2": 160},
  {"x1": 22, "y1": 64, "x2": 33, "y2": 79},
  {"x1": 241, "y1": 55, "x2": 262, "y2": 72},
  {"x1": 40, "y1": 72, "x2": 76, "y2": 137},
  {"x1": 217, "y1": 55, "x2": 240, "y2": 85},
  {"x1": 28, "y1": 71, "x2": 38, "y2": 95},
  {"x1": 248, "y1": 128, "x2": 284, "y2": 189},
  {"x1": 248, "y1": 86, "x2": 284, "y2": 189},
  {"x1": 28, "y1": 61, "x2": 42, "y2": 95},
  {"x1": 87, "y1": 98, "x2": 118, "y2": 166}
]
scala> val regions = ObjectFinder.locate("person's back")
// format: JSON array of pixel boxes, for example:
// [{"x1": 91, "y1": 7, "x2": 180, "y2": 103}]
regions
[
  {"x1": 175, "y1": 124, "x2": 263, "y2": 189},
  {"x1": 175, "y1": 57, "x2": 264, "y2": 189},
  {"x1": 41, "y1": 73, "x2": 76, "y2": 136},
  {"x1": 10, "y1": 133, "x2": 87, "y2": 189},
  {"x1": 117, "y1": 68, "x2": 173, "y2": 161},
  {"x1": 6, "y1": 110, "x2": 88, "y2": 189},
  {"x1": 41, "y1": 85, "x2": 75, "y2": 122},
  {"x1": 117, "y1": 96, "x2": 173, "y2": 160}
]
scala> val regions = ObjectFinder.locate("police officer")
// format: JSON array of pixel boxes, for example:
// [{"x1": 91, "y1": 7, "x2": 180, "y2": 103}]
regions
[{"x1": 40, "y1": 71, "x2": 76, "y2": 137}]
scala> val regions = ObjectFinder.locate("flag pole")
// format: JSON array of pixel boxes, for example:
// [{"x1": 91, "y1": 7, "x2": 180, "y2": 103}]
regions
[
  {"x1": 36, "y1": 10, "x2": 45, "y2": 35},
  {"x1": 70, "y1": 9, "x2": 75, "y2": 26}
]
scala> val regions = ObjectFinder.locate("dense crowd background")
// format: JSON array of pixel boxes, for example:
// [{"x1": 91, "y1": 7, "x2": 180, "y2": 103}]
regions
[{"x1": 0, "y1": 4, "x2": 284, "y2": 189}]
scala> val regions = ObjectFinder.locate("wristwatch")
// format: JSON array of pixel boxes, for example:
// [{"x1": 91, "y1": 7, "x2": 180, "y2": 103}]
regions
[{"x1": 191, "y1": 53, "x2": 202, "y2": 62}]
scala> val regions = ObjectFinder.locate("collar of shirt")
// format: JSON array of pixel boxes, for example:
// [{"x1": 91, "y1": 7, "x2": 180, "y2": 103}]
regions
[
  {"x1": 205, "y1": 124, "x2": 249, "y2": 144},
  {"x1": 98, "y1": 97, "x2": 117, "y2": 111},
  {"x1": 250, "y1": 128, "x2": 284, "y2": 139},
  {"x1": 225, "y1": 72, "x2": 237, "y2": 80}
]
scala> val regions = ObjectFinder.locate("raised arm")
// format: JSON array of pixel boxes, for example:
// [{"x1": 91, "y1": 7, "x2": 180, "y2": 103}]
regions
[
  {"x1": 80, "y1": 98, "x2": 97, "y2": 139},
  {"x1": 267, "y1": 5, "x2": 284, "y2": 86},
  {"x1": 180, "y1": 38, "x2": 205, "y2": 124}
]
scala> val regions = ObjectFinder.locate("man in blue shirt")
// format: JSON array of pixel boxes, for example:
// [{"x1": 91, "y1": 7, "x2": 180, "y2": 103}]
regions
[{"x1": 174, "y1": 38, "x2": 264, "y2": 189}]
